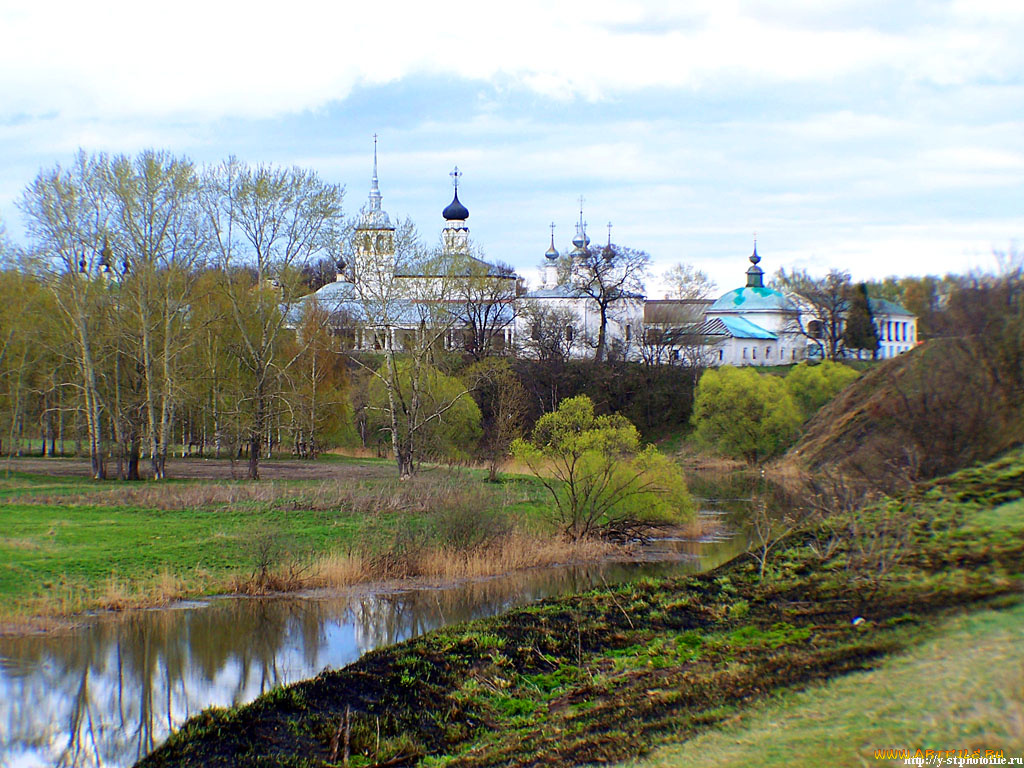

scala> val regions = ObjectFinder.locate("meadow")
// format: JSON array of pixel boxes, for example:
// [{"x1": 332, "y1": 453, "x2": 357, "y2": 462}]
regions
[{"x1": 0, "y1": 455, "x2": 637, "y2": 627}]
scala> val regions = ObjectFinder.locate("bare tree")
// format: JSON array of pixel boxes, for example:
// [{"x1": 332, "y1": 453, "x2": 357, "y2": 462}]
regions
[
  {"x1": 20, "y1": 151, "x2": 112, "y2": 478},
  {"x1": 662, "y1": 262, "x2": 716, "y2": 301},
  {"x1": 519, "y1": 303, "x2": 580, "y2": 362},
  {"x1": 106, "y1": 150, "x2": 209, "y2": 479},
  {"x1": 569, "y1": 241, "x2": 648, "y2": 362},
  {"x1": 203, "y1": 158, "x2": 344, "y2": 479},
  {"x1": 640, "y1": 300, "x2": 717, "y2": 369},
  {"x1": 456, "y1": 252, "x2": 519, "y2": 359},
  {"x1": 773, "y1": 268, "x2": 851, "y2": 360}
]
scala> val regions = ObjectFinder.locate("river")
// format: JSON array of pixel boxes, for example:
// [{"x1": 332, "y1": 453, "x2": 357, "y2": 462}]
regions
[{"x1": 0, "y1": 471, "x2": 785, "y2": 768}]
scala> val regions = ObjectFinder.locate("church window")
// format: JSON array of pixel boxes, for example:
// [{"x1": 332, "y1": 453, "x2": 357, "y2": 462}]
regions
[
  {"x1": 566, "y1": 325, "x2": 574, "y2": 342},
  {"x1": 531, "y1": 324, "x2": 541, "y2": 341},
  {"x1": 742, "y1": 347, "x2": 747, "y2": 359},
  {"x1": 766, "y1": 347, "x2": 771, "y2": 359},
  {"x1": 718, "y1": 349, "x2": 723, "y2": 361},
  {"x1": 625, "y1": 324, "x2": 632, "y2": 341},
  {"x1": 752, "y1": 348, "x2": 757, "y2": 360}
]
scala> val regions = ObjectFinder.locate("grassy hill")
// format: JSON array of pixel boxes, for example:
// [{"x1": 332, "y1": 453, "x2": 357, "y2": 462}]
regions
[{"x1": 785, "y1": 339, "x2": 1024, "y2": 489}]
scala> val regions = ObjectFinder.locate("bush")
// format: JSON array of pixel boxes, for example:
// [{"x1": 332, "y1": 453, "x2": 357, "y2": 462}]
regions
[
  {"x1": 512, "y1": 395, "x2": 693, "y2": 540},
  {"x1": 691, "y1": 366, "x2": 802, "y2": 462},
  {"x1": 785, "y1": 361, "x2": 861, "y2": 420}
]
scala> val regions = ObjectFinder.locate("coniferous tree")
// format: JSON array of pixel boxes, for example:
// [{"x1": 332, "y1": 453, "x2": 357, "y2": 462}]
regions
[{"x1": 843, "y1": 283, "x2": 880, "y2": 358}]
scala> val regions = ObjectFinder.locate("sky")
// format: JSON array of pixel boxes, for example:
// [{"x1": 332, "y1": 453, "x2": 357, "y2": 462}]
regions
[{"x1": 0, "y1": 0, "x2": 1021, "y2": 295}]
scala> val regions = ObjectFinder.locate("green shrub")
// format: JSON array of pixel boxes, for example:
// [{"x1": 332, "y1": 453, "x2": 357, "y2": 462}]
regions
[{"x1": 691, "y1": 367, "x2": 802, "y2": 462}]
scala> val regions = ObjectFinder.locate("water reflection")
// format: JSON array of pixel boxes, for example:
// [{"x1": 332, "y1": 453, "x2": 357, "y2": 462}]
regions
[{"x1": 0, "y1": 471, "x2": 785, "y2": 768}]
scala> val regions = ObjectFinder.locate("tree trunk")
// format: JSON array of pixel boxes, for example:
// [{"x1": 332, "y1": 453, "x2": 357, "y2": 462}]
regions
[
  {"x1": 595, "y1": 305, "x2": 608, "y2": 362},
  {"x1": 127, "y1": 436, "x2": 141, "y2": 481},
  {"x1": 248, "y1": 434, "x2": 260, "y2": 480}
]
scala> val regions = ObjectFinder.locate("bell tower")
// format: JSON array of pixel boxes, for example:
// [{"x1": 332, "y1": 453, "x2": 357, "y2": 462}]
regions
[
  {"x1": 353, "y1": 135, "x2": 396, "y2": 286},
  {"x1": 442, "y1": 166, "x2": 470, "y2": 254}
]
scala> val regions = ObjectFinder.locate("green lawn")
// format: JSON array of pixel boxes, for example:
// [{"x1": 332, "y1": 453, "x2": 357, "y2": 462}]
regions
[{"x1": 621, "y1": 598, "x2": 1024, "y2": 768}]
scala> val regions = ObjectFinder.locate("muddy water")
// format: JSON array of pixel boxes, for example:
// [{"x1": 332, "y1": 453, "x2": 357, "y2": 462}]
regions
[{"x1": 0, "y1": 472, "x2": 783, "y2": 768}]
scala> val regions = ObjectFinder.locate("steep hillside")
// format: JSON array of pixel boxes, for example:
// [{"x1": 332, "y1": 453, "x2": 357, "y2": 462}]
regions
[{"x1": 785, "y1": 339, "x2": 1023, "y2": 488}]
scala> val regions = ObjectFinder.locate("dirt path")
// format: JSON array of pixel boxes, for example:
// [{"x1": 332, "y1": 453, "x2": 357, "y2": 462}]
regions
[{"x1": 2, "y1": 456, "x2": 396, "y2": 481}]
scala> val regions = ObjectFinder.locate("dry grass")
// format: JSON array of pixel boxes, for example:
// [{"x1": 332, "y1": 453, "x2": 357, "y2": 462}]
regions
[
  {"x1": 227, "y1": 530, "x2": 624, "y2": 595},
  {"x1": 10, "y1": 474, "x2": 487, "y2": 514}
]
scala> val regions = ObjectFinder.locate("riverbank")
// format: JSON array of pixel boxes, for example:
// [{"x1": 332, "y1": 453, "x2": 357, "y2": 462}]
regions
[
  {"x1": 137, "y1": 448, "x2": 1024, "y2": 767},
  {"x1": 0, "y1": 458, "x2": 717, "y2": 634}
]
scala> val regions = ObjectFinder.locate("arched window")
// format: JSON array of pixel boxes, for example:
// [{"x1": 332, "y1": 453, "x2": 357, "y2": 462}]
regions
[
  {"x1": 766, "y1": 347, "x2": 771, "y2": 359},
  {"x1": 742, "y1": 347, "x2": 748, "y2": 359},
  {"x1": 808, "y1": 320, "x2": 823, "y2": 339},
  {"x1": 565, "y1": 325, "x2": 574, "y2": 343},
  {"x1": 752, "y1": 347, "x2": 757, "y2": 360},
  {"x1": 625, "y1": 324, "x2": 632, "y2": 341}
]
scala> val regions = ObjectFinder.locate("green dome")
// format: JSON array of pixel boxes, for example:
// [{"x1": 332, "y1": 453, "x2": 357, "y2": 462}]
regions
[{"x1": 710, "y1": 286, "x2": 797, "y2": 312}]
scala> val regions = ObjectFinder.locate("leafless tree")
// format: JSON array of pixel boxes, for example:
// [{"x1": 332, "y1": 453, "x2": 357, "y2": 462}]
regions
[
  {"x1": 455, "y1": 252, "x2": 519, "y2": 359},
  {"x1": 772, "y1": 267, "x2": 851, "y2": 360},
  {"x1": 19, "y1": 151, "x2": 112, "y2": 478},
  {"x1": 569, "y1": 242, "x2": 649, "y2": 362},
  {"x1": 203, "y1": 158, "x2": 345, "y2": 479}
]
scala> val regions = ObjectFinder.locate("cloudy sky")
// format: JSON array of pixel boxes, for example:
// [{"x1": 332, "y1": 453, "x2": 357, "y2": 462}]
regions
[{"x1": 0, "y1": 0, "x2": 1021, "y2": 293}]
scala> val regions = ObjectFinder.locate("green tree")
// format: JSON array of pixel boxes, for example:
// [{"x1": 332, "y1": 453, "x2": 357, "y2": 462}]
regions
[
  {"x1": 512, "y1": 395, "x2": 692, "y2": 540},
  {"x1": 842, "y1": 283, "x2": 879, "y2": 358},
  {"x1": 285, "y1": 297, "x2": 352, "y2": 457},
  {"x1": 364, "y1": 360, "x2": 482, "y2": 466},
  {"x1": 784, "y1": 361, "x2": 860, "y2": 420},
  {"x1": 691, "y1": 367, "x2": 801, "y2": 462},
  {"x1": 467, "y1": 358, "x2": 528, "y2": 482}
]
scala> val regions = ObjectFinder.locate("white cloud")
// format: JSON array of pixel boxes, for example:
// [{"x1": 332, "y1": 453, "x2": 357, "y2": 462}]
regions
[{"x1": 2, "y1": 0, "x2": 1022, "y2": 121}]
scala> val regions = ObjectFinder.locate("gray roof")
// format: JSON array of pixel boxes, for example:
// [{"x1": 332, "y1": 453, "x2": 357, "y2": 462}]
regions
[{"x1": 868, "y1": 297, "x2": 914, "y2": 317}]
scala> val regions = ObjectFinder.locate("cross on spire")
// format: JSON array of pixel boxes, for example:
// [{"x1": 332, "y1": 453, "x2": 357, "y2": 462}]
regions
[
  {"x1": 606, "y1": 221, "x2": 613, "y2": 245},
  {"x1": 450, "y1": 166, "x2": 462, "y2": 190}
]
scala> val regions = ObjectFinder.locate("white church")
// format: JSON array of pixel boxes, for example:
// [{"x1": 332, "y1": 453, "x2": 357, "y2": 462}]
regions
[{"x1": 296, "y1": 148, "x2": 917, "y2": 365}]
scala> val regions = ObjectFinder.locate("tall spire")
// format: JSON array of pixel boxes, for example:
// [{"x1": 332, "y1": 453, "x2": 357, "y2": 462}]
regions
[
  {"x1": 369, "y1": 133, "x2": 382, "y2": 212},
  {"x1": 571, "y1": 196, "x2": 589, "y2": 252},
  {"x1": 602, "y1": 221, "x2": 614, "y2": 261}
]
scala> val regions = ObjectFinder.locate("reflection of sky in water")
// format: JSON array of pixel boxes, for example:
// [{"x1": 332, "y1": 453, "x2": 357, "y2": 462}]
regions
[{"x1": 0, "y1": 473, "x2": 779, "y2": 768}]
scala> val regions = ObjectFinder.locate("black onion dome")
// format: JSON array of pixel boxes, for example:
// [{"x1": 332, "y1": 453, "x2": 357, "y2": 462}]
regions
[{"x1": 442, "y1": 191, "x2": 469, "y2": 221}]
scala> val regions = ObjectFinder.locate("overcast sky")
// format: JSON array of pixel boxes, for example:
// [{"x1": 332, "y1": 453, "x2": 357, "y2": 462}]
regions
[{"x1": 1, "y1": 0, "x2": 1021, "y2": 294}]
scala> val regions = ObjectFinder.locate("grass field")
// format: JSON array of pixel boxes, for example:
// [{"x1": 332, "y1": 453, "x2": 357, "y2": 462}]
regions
[{"x1": 0, "y1": 456, "x2": 601, "y2": 625}]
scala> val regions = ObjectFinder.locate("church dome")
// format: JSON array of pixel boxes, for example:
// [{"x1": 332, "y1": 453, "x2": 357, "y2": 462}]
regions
[
  {"x1": 443, "y1": 191, "x2": 469, "y2": 221},
  {"x1": 710, "y1": 241, "x2": 796, "y2": 312},
  {"x1": 710, "y1": 285, "x2": 798, "y2": 312}
]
